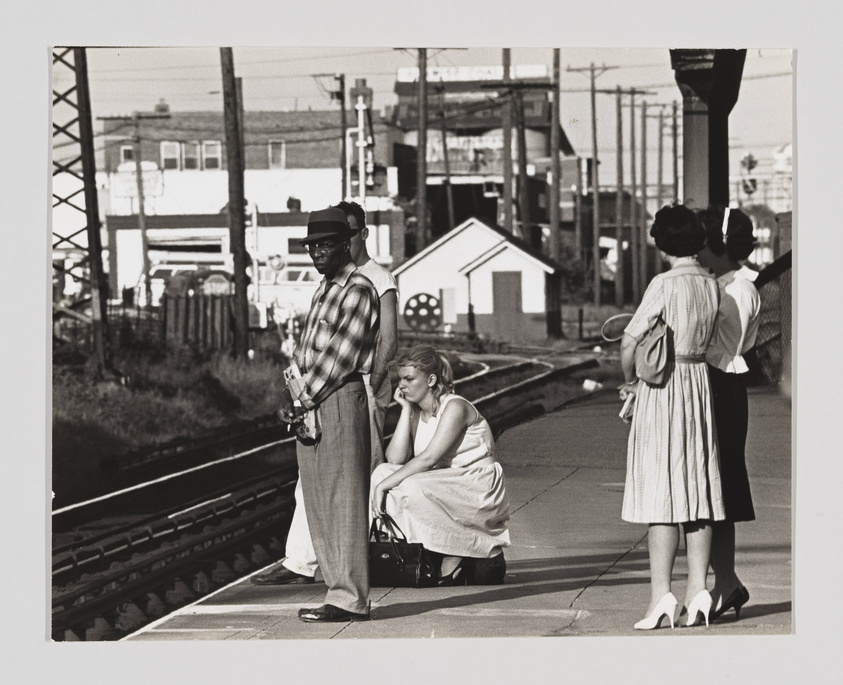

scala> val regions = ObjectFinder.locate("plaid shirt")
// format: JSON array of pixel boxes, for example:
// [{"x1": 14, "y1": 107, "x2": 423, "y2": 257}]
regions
[{"x1": 292, "y1": 260, "x2": 378, "y2": 409}]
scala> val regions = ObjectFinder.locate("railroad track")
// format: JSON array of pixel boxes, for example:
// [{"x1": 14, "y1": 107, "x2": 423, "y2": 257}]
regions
[{"x1": 52, "y1": 354, "x2": 598, "y2": 641}]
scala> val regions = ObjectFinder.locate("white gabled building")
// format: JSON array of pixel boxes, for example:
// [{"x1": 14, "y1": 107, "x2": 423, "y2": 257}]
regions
[{"x1": 393, "y1": 217, "x2": 562, "y2": 343}]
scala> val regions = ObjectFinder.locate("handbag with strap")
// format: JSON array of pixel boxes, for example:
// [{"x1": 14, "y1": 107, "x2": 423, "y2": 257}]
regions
[
  {"x1": 369, "y1": 513, "x2": 436, "y2": 588},
  {"x1": 635, "y1": 314, "x2": 670, "y2": 387}
]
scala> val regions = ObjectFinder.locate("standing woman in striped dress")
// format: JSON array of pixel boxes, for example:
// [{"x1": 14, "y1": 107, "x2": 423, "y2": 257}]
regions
[{"x1": 619, "y1": 203, "x2": 726, "y2": 630}]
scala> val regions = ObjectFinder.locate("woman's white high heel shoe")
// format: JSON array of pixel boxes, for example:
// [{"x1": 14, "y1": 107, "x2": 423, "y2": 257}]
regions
[
  {"x1": 634, "y1": 592, "x2": 678, "y2": 630},
  {"x1": 683, "y1": 589, "x2": 713, "y2": 627}
]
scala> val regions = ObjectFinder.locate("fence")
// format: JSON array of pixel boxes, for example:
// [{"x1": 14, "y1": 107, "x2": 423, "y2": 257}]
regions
[
  {"x1": 109, "y1": 302, "x2": 165, "y2": 349},
  {"x1": 53, "y1": 294, "x2": 234, "y2": 360},
  {"x1": 752, "y1": 251, "x2": 792, "y2": 387},
  {"x1": 161, "y1": 293, "x2": 233, "y2": 351}
]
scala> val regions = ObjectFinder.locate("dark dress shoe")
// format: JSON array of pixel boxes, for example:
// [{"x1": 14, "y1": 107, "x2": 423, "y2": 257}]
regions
[
  {"x1": 472, "y1": 552, "x2": 506, "y2": 585},
  {"x1": 298, "y1": 604, "x2": 370, "y2": 623},
  {"x1": 711, "y1": 586, "x2": 750, "y2": 622},
  {"x1": 251, "y1": 566, "x2": 315, "y2": 585}
]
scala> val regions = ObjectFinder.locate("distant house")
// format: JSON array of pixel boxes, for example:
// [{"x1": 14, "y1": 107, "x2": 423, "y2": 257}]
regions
[{"x1": 393, "y1": 217, "x2": 562, "y2": 343}]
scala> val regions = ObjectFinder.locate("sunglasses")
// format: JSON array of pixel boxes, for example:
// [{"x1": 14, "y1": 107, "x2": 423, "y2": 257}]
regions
[{"x1": 302, "y1": 239, "x2": 344, "y2": 255}]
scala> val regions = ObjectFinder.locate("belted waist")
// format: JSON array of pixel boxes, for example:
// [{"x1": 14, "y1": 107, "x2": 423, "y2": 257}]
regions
[
  {"x1": 337, "y1": 372, "x2": 364, "y2": 388},
  {"x1": 673, "y1": 354, "x2": 706, "y2": 364}
]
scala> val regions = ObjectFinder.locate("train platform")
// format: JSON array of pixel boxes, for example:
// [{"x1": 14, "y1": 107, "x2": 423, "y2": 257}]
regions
[{"x1": 124, "y1": 386, "x2": 792, "y2": 641}]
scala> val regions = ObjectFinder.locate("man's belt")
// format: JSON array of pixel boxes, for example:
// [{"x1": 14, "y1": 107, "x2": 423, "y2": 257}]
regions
[{"x1": 337, "y1": 372, "x2": 364, "y2": 389}]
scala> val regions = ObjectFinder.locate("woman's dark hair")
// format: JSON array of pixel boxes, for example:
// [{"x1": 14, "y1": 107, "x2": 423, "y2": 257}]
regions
[
  {"x1": 393, "y1": 345, "x2": 455, "y2": 400},
  {"x1": 649, "y1": 203, "x2": 706, "y2": 257},
  {"x1": 697, "y1": 205, "x2": 757, "y2": 262}
]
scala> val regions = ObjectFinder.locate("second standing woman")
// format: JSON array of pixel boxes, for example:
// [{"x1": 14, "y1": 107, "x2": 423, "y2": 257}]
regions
[{"x1": 697, "y1": 205, "x2": 761, "y2": 622}]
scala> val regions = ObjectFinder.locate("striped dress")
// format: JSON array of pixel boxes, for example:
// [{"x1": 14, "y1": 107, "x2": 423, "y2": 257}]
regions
[{"x1": 621, "y1": 257, "x2": 726, "y2": 524}]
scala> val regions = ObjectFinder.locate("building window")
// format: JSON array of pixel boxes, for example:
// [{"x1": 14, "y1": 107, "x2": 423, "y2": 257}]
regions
[
  {"x1": 120, "y1": 145, "x2": 134, "y2": 164},
  {"x1": 203, "y1": 141, "x2": 221, "y2": 169},
  {"x1": 183, "y1": 142, "x2": 200, "y2": 170},
  {"x1": 269, "y1": 141, "x2": 286, "y2": 169},
  {"x1": 161, "y1": 141, "x2": 180, "y2": 170}
]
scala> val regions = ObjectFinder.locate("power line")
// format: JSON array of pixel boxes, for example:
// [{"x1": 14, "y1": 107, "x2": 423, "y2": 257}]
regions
[
  {"x1": 57, "y1": 70, "x2": 403, "y2": 84},
  {"x1": 84, "y1": 48, "x2": 398, "y2": 75}
]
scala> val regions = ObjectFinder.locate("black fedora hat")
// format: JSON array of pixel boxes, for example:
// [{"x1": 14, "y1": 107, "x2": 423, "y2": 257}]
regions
[{"x1": 301, "y1": 207, "x2": 358, "y2": 244}]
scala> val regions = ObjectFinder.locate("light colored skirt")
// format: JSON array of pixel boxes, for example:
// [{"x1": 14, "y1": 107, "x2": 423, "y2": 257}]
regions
[
  {"x1": 372, "y1": 462, "x2": 511, "y2": 558},
  {"x1": 622, "y1": 361, "x2": 726, "y2": 524}
]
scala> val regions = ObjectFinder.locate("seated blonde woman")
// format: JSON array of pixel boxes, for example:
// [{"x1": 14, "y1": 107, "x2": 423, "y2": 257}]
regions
[{"x1": 370, "y1": 345, "x2": 510, "y2": 585}]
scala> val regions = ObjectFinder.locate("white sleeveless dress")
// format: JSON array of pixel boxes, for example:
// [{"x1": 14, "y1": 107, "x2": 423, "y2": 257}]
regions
[{"x1": 371, "y1": 394, "x2": 511, "y2": 558}]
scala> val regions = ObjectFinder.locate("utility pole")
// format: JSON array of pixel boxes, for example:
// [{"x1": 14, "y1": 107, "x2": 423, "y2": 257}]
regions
[
  {"x1": 416, "y1": 48, "x2": 428, "y2": 249},
  {"x1": 236, "y1": 77, "x2": 245, "y2": 163},
  {"x1": 437, "y1": 84, "x2": 456, "y2": 231},
  {"x1": 574, "y1": 159, "x2": 583, "y2": 260},
  {"x1": 131, "y1": 119, "x2": 152, "y2": 306},
  {"x1": 598, "y1": 86, "x2": 655, "y2": 303},
  {"x1": 655, "y1": 107, "x2": 665, "y2": 275},
  {"x1": 355, "y1": 89, "x2": 367, "y2": 205},
  {"x1": 100, "y1": 109, "x2": 170, "y2": 306},
  {"x1": 337, "y1": 74, "x2": 347, "y2": 200},
  {"x1": 598, "y1": 85, "x2": 656, "y2": 303},
  {"x1": 615, "y1": 86, "x2": 624, "y2": 307},
  {"x1": 672, "y1": 100, "x2": 680, "y2": 201},
  {"x1": 549, "y1": 48, "x2": 561, "y2": 262},
  {"x1": 220, "y1": 47, "x2": 250, "y2": 359},
  {"x1": 568, "y1": 63, "x2": 618, "y2": 305},
  {"x1": 629, "y1": 89, "x2": 639, "y2": 304},
  {"x1": 640, "y1": 100, "x2": 649, "y2": 292},
  {"x1": 515, "y1": 90, "x2": 531, "y2": 241},
  {"x1": 502, "y1": 49, "x2": 514, "y2": 234}
]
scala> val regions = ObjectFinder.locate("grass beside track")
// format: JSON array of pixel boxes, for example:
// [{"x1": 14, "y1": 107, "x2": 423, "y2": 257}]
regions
[
  {"x1": 52, "y1": 347, "x2": 289, "y2": 503},
  {"x1": 51, "y1": 345, "x2": 480, "y2": 504}
]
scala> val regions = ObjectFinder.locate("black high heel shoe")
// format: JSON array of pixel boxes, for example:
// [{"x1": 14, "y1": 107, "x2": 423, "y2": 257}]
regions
[
  {"x1": 437, "y1": 557, "x2": 473, "y2": 586},
  {"x1": 711, "y1": 586, "x2": 750, "y2": 622}
]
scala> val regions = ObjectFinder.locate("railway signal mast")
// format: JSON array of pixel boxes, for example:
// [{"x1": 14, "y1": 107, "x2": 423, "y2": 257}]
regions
[{"x1": 52, "y1": 47, "x2": 112, "y2": 378}]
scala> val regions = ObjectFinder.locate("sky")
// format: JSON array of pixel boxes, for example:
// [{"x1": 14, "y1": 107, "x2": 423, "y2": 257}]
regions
[{"x1": 52, "y1": 46, "x2": 793, "y2": 204}]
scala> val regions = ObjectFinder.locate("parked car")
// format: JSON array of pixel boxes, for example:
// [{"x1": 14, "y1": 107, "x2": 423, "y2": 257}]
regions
[{"x1": 258, "y1": 264, "x2": 321, "y2": 316}]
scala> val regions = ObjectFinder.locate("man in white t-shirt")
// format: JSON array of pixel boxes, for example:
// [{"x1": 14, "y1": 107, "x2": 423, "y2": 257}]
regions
[
  {"x1": 341, "y1": 201, "x2": 399, "y2": 469},
  {"x1": 252, "y1": 201, "x2": 399, "y2": 586}
]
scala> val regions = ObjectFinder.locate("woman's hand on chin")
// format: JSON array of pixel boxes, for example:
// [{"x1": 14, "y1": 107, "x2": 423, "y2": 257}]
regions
[{"x1": 393, "y1": 386, "x2": 413, "y2": 410}]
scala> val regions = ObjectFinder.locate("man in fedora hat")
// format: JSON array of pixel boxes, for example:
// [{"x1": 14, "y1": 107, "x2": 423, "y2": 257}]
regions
[
  {"x1": 272, "y1": 206, "x2": 379, "y2": 623},
  {"x1": 253, "y1": 201, "x2": 398, "y2": 594}
]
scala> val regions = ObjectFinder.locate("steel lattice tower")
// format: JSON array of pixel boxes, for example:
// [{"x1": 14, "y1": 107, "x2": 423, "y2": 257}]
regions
[{"x1": 52, "y1": 47, "x2": 111, "y2": 373}]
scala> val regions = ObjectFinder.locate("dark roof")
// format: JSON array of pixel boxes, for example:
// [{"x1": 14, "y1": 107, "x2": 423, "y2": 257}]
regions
[{"x1": 479, "y1": 218, "x2": 561, "y2": 272}]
